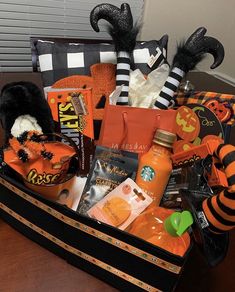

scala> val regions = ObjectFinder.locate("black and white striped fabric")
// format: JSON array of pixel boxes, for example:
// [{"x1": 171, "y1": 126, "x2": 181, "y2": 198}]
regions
[
  {"x1": 116, "y1": 51, "x2": 131, "y2": 105},
  {"x1": 35, "y1": 39, "x2": 167, "y2": 92},
  {"x1": 154, "y1": 67, "x2": 185, "y2": 109}
]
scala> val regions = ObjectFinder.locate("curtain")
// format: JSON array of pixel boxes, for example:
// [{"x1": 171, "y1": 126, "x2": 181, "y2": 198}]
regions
[{"x1": 0, "y1": 0, "x2": 144, "y2": 72}]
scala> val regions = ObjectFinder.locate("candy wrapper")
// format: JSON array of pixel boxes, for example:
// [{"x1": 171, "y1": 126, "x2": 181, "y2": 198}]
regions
[
  {"x1": 77, "y1": 146, "x2": 138, "y2": 216},
  {"x1": 161, "y1": 155, "x2": 214, "y2": 210},
  {"x1": 47, "y1": 88, "x2": 95, "y2": 175},
  {"x1": 88, "y1": 178, "x2": 153, "y2": 230}
]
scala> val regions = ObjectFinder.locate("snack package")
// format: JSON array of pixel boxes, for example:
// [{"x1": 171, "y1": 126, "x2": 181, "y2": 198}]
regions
[
  {"x1": 4, "y1": 134, "x2": 76, "y2": 186},
  {"x1": 172, "y1": 141, "x2": 228, "y2": 187},
  {"x1": 76, "y1": 146, "x2": 138, "y2": 215},
  {"x1": 47, "y1": 88, "x2": 95, "y2": 175},
  {"x1": 3, "y1": 132, "x2": 80, "y2": 207},
  {"x1": 88, "y1": 178, "x2": 153, "y2": 230},
  {"x1": 161, "y1": 155, "x2": 214, "y2": 210}
]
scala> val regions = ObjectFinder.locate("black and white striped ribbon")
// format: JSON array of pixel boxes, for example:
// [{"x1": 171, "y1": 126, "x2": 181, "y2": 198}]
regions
[
  {"x1": 116, "y1": 51, "x2": 130, "y2": 105},
  {"x1": 153, "y1": 67, "x2": 185, "y2": 109}
]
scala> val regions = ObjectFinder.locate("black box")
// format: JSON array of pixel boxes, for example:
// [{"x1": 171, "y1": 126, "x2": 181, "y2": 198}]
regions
[{"x1": 0, "y1": 174, "x2": 192, "y2": 291}]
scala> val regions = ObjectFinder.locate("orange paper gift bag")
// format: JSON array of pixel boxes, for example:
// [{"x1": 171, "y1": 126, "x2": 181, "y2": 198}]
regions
[{"x1": 98, "y1": 104, "x2": 176, "y2": 155}]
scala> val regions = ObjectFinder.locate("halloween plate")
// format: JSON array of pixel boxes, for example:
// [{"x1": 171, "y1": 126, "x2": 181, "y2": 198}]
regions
[{"x1": 173, "y1": 104, "x2": 224, "y2": 153}]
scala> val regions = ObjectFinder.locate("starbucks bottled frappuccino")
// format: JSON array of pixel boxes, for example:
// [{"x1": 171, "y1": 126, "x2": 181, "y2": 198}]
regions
[{"x1": 135, "y1": 129, "x2": 176, "y2": 205}]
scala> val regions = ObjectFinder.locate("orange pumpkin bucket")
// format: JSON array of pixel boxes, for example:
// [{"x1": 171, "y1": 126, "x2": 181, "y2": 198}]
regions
[
  {"x1": 4, "y1": 132, "x2": 79, "y2": 207},
  {"x1": 24, "y1": 172, "x2": 78, "y2": 208}
]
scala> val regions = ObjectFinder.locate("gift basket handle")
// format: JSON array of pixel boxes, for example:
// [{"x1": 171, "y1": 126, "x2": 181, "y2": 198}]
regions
[
  {"x1": 38, "y1": 132, "x2": 79, "y2": 158},
  {"x1": 118, "y1": 111, "x2": 128, "y2": 148}
]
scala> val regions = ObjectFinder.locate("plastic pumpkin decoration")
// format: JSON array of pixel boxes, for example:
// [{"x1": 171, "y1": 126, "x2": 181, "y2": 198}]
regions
[
  {"x1": 204, "y1": 99, "x2": 233, "y2": 123},
  {"x1": 128, "y1": 207, "x2": 192, "y2": 257},
  {"x1": 175, "y1": 106, "x2": 200, "y2": 141}
]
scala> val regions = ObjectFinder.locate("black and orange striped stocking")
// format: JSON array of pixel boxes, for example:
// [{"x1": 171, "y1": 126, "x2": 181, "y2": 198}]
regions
[{"x1": 202, "y1": 144, "x2": 235, "y2": 233}]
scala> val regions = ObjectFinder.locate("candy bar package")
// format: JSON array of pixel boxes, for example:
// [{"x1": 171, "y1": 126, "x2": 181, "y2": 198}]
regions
[
  {"x1": 76, "y1": 146, "x2": 138, "y2": 215},
  {"x1": 88, "y1": 178, "x2": 153, "y2": 230},
  {"x1": 47, "y1": 88, "x2": 95, "y2": 175},
  {"x1": 161, "y1": 156, "x2": 214, "y2": 210},
  {"x1": 172, "y1": 141, "x2": 228, "y2": 187}
]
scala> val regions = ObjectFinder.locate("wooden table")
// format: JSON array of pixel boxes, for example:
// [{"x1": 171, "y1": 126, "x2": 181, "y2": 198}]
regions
[
  {"x1": 0, "y1": 219, "x2": 118, "y2": 292},
  {"x1": 1, "y1": 217, "x2": 235, "y2": 292}
]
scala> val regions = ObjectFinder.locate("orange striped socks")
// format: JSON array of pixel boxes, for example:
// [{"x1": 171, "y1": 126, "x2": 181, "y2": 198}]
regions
[{"x1": 202, "y1": 144, "x2": 235, "y2": 233}]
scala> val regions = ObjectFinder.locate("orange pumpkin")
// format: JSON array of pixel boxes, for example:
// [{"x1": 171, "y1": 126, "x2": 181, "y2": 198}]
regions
[
  {"x1": 175, "y1": 106, "x2": 200, "y2": 142},
  {"x1": 204, "y1": 99, "x2": 233, "y2": 123},
  {"x1": 201, "y1": 134, "x2": 224, "y2": 145},
  {"x1": 173, "y1": 139, "x2": 195, "y2": 153},
  {"x1": 128, "y1": 207, "x2": 190, "y2": 257}
]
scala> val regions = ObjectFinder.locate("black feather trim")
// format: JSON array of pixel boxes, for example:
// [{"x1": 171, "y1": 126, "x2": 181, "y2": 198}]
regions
[
  {"x1": 172, "y1": 42, "x2": 205, "y2": 72},
  {"x1": 0, "y1": 81, "x2": 55, "y2": 146},
  {"x1": 107, "y1": 23, "x2": 139, "y2": 52}
]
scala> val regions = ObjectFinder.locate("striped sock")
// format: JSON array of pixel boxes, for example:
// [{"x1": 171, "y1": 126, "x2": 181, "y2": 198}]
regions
[
  {"x1": 153, "y1": 67, "x2": 185, "y2": 109},
  {"x1": 116, "y1": 51, "x2": 130, "y2": 105},
  {"x1": 202, "y1": 144, "x2": 235, "y2": 233}
]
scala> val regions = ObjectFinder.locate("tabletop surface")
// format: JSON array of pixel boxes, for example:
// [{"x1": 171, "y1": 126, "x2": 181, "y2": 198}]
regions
[{"x1": 0, "y1": 218, "x2": 235, "y2": 292}]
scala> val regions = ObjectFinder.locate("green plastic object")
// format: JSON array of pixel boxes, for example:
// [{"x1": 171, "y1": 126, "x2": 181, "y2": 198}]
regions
[{"x1": 164, "y1": 211, "x2": 194, "y2": 237}]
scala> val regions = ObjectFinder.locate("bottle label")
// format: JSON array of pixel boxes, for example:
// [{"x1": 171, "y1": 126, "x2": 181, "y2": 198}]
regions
[{"x1": 140, "y1": 166, "x2": 155, "y2": 182}]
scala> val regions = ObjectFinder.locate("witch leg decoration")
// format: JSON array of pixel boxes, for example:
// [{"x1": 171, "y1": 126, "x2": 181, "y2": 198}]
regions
[
  {"x1": 202, "y1": 144, "x2": 235, "y2": 233},
  {"x1": 154, "y1": 27, "x2": 225, "y2": 109},
  {"x1": 90, "y1": 3, "x2": 139, "y2": 105},
  {"x1": 181, "y1": 143, "x2": 235, "y2": 266},
  {"x1": 115, "y1": 51, "x2": 131, "y2": 104}
]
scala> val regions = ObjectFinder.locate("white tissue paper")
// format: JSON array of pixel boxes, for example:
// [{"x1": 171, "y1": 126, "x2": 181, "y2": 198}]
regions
[{"x1": 128, "y1": 64, "x2": 170, "y2": 108}]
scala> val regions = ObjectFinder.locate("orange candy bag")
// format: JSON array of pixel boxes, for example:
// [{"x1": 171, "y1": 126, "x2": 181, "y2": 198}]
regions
[{"x1": 4, "y1": 132, "x2": 76, "y2": 186}]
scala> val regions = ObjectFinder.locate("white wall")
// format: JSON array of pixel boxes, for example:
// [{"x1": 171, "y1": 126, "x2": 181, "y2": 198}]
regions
[{"x1": 140, "y1": 0, "x2": 235, "y2": 84}]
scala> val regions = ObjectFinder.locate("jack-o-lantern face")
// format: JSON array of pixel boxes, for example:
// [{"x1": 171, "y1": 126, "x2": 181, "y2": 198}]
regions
[
  {"x1": 204, "y1": 99, "x2": 232, "y2": 123},
  {"x1": 175, "y1": 106, "x2": 200, "y2": 141}
]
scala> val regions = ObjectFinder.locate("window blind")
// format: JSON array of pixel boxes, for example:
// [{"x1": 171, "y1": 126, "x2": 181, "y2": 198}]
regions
[{"x1": 0, "y1": 0, "x2": 144, "y2": 72}]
